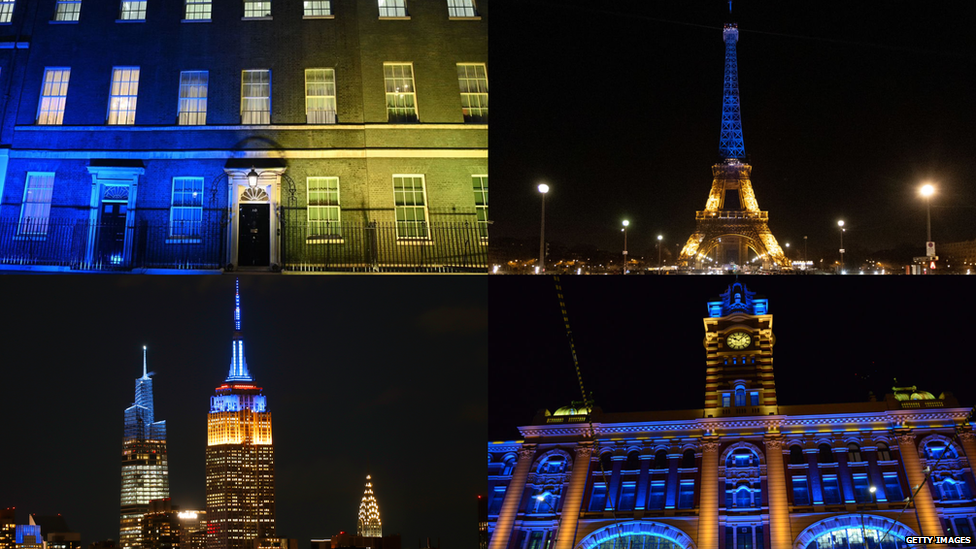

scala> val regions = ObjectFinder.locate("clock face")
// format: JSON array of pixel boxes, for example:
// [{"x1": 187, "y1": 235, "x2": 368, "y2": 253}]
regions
[{"x1": 727, "y1": 332, "x2": 751, "y2": 350}]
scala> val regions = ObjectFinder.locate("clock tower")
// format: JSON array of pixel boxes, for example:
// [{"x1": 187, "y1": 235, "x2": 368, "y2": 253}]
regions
[{"x1": 703, "y1": 282, "x2": 777, "y2": 417}]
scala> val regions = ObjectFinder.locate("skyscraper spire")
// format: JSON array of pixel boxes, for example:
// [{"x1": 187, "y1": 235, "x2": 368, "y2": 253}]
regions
[
  {"x1": 357, "y1": 475, "x2": 382, "y2": 538},
  {"x1": 226, "y1": 278, "x2": 252, "y2": 382},
  {"x1": 719, "y1": 22, "x2": 746, "y2": 160},
  {"x1": 142, "y1": 345, "x2": 148, "y2": 379}
]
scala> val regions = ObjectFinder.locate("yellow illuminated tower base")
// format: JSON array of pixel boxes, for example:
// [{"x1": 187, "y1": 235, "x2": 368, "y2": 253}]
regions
[{"x1": 678, "y1": 161, "x2": 788, "y2": 269}]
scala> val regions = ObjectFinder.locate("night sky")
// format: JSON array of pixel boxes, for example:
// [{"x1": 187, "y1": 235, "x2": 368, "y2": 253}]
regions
[
  {"x1": 0, "y1": 276, "x2": 486, "y2": 548},
  {"x1": 493, "y1": 0, "x2": 976, "y2": 256},
  {"x1": 489, "y1": 275, "x2": 976, "y2": 441}
]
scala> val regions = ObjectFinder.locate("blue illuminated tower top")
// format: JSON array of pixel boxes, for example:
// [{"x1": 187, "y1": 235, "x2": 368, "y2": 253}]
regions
[
  {"x1": 707, "y1": 282, "x2": 768, "y2": 317},
  {"x1": 226, "y1": 278, "x2": 252, "y2": 382},
  {"x1": 719, "y1": 21, "x2": 746, "y2": 160},
  {"x1": 124, "y1": 346, "x2": 166, "y2": 441}
]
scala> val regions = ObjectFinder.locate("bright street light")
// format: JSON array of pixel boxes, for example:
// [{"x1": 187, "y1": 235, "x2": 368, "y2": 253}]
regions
[
  {"x1": 538, "y1": 184, "x2": 549, "y2": 273},
  {"x1": 621, "y1": 220, "x2": 629, "y2": 275},
  {"x1": 920, "y1": 182, "x2": 936, "y2": 260},
  {"x1": 837, "y1": 220, "x2": 846, "y2": 273}
]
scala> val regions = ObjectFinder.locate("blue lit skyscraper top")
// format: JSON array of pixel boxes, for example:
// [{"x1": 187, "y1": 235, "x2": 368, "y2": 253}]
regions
[
  {"x1": 226, "y1": 279, "x2": 252, "y2": 382},
  {"x1": 124, "y1": 346, "x2": 165, "y2": 441},
  {"x1": 719, "y1": 22, "x2": 747, "y2": 160}
]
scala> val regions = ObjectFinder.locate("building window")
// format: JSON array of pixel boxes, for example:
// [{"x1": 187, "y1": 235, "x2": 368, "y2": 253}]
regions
[
  {"x1": 37, "y1": 68, "x2": 70, "y2": 125},
  {"x1": 54, "y1": 0, "x2": 82, "y2": 21},
  {"x1": 119, "y1": 0, "x2": 146, "y2": 20},
  {"x1": 624, "y1": 451, "x2": 640, "y2": 471},
  {"x1": 177, "y1": 71, "x2": 208, "y2": 125},
  {"x1": 722, "y1": 393, "x2": 731, "y2": 407},
  {"x1": 789, "y1": 445, "x2": 805, "y2": 465},
  {"x1": 0, "y1": 0, "x2": 14, "y2": 23},
  {"x1": 488, "y1": 486, "x2": 504, "y2": 514},
  {"x1": 653, "y1": 450, "x2": 668, "y2": 470},
  {"x1": 589, "y1": 483, "x2": 607, "y2": 512},
  {"x1": 243, "y1": 0, "x2": 270, "y2": 18},
  {"x1": 793, "y1": 476, "x2": 810, "y2": 505},
  {"x1": 852, "y1": 474, "x2": 872, "y2": 503},
  {"x1": 737, "y1": 526, "x2": 753, "y2": 549},
  {"x1": 877, "y1": 442, "x2": 891, "y2": 461},
  {"x1": 170, "y1": 177, "x2": 203, "y2": 238},
  {"x1": 883, "y1": 473, "x2": 903, "y2": 502},
  {"x1": 677, "y1": 480, "x2": 695, "y2": 509},
  {"x1": 734, "y1": 485, "x2": 752, "y2": 508},
  {"x1": 526, "y1": 532, "x2": 543, "y2": 549},
  {"x1": 847, "y1": 443, "x2": 862, "y2": 463},
  {"x1": 305, "y1": 68, "x2": 336, "y2": 123},
  {"x1": 456, "y1": 63, "x2": 487, "y2": 123},
  {"x1": 822, "y1": 475, "x2": 841, "y2": 504},
  {"x1": 184, "y1": 0, "x2": 210, "y2": 19},
  {"x1": 648, "y1": 482, "x2": 666, "y2": 510},
  {"x1": 303, "y1": 0, "x2": 330, "y2": 16},
  {"x1": 599, "y1": 452, "x2": 612, "y2": 472},
  {"x1": 681, "y1": 449, "x2": 696, "y2": 468},
  {"x1": 307, "y1": 177, "x2": 341, "y2": 238},
  {"x1": 447, "y1": 0, "x2": 476, "y2": 17},
  {"x1": 735, "y1": 386, "x2": 745, "y2": 407},
  {"x1": 18, "y1": 173, "x2": 55, "y2": 236},
  {"x1": 383, "y1": 63, "x2": 417, "y2": 123},
  {"x1": 954, "y1": 519, "x2": 973, "y2": 539},
  {"x1": 392, "y1": 175, "x2": 429, "y2": 239},
  {"x1": 473, "y1": 175, "x2": 487, "y2": 240},
  {"x1": 818, "y1": 444, "x2": 834, "y2": 464},
  {"x1": 750, "y1": 392, "x2": 759, "y2": 405},
  {"x1": 108, "y1": 67, "x2": 140, "y2": 125},
  {"x1": 619, "y1": 482, "x2": 636, "y2": 511},
  {"x1": 377, "y1": 0, "x2": 405, "y2": 17},
  {"x1": 241, "y1": 70, "x2": 270, "y2": 124}
]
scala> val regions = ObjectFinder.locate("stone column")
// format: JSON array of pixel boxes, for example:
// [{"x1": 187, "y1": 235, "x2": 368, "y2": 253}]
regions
[
  {"x1": 764, "y1": 438, "x2": 792, "y2": 549},
  {"x1": 490, "y1": 445, "x2": 536, "y2": 549},
  {"x1": 835, "y1": 445, "x2": 855, "y2": 503},
  {"x1": 956, "y1": 431, "x2": 976, "y2": 504},
  {"x1": 554, "y1": 443, "x2": 593, "y2": 549},
  {"x1": 666, "y1": 448, "x2": 680, "y2": 509},
  {"x1": 606, "y1": 454, "x2": 624, "y2": 511},
  {"x1": 699, "y1": 439, "x2": 721, "y2": 549},
  {"x1": 866, "y1": 446, "x2": 887, "y2": 503},
  {"x1": 635, "y1": 452, "x2": 651, "y2": 511},
  {"x1": 806, "y1": 447, "x2": 823, "y2": 504},
  {"x1": 895, "y1": 433, "x2": 945, "y2": 545}
]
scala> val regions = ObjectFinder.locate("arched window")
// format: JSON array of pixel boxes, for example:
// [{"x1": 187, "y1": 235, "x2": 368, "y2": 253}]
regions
[
  {"x1": 726, "y1": 448, "x2": 758, "y2": 468},
  {"x1": 790, "y1": 445, "x2": 805, "y2": 465},
  {"x1": 735, "y1": 386, "x2": 746, "y2": 407},
  {"x1": 735, "y1": 485, "x2": 752, "y2": 508},
  {"x1": 502, "y1": 455, "x2": 516, "y2": 476},
  {"x1": 877, "y1": 442, "x2": 891, "y2": 461},
  {"x1": 538, "y1": 456, "x2": 566, "y2": 474},
  {"x1": 924, "y1": 441, "x2": 958, "y2": 460},
  {"x1": 682, "y1": 449, "x2": 696, "y2": 468},
  {"x1": 941, "y1": 479, "x2": 960, "y2": 501},
  {"x1": 599, "y1": 451, "x2": 613, "y2": 472},
  {"x1": 624, "y1": 450, "x2": 640, "y2": 471},
  {"x1": 847, "y1": 443, "x2": 862, "y2": 462},
  {"x1": 654, "y1": 450, "x2": 668, "y2": 470},
  {"x1": 818, "y1": 444, "x2": 834, "y2": 463}
]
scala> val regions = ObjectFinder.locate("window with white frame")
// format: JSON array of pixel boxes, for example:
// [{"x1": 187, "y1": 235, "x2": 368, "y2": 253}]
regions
[
  {"x1": 19, "y1": 173, "x2": 55, "y2": 236},
  {"x1": 119, "y1": 0, "x2": 146, "y2": 20},
  {"x1": 184, "y1": 0, "x2": 210, "y2": 19},
  {"x1": 447, "y1": 0, "x2": 476, "y2": 17},
  {"x1": 170, "y1": 177, "x2": 203, "y2": 238},
  {"x1": 243, "y1": 0, "x2": 270, "y2": 18},
  {"x1": 305, "y1": 68, "x2": 336, "y2": 124},
  {"x1": 383, "y1": 63, "x2": 417, "y2": 123},
  {"x1": 303, "y1": 0, "x2": 330, "y2": 16},
  {"x1": 241, "y1": 70, "x2": 270, "y2": 124},
  {"x1": 377, "y1": 0, "x2": 405, "y2": 17},
  {"x1": 108, "y1": 67, "x2": 140, "y2": 125},
  {"x1": 393, "y1": 175, "x2": 429, "y2": 239},
  {"x1": 307, "y1": 177, "x2": 341, "y2": 238},
  {"x1": 472, "y1": 175, "x2": 487, "y2": 240},
  {"x1": 178, "y1": 71, "x2": 208, "y2": 125},
  {"x1": 456, "y1": 63, "x2": 487, "y2": 123},
  {"x1": 54, "y1": 0, "x2": 82, "y2": 21},
  {"x1": 0, "y1": 0, "x2": 14, "y2": 23},
  {"x1": 37, "y1": 68, "x2": 71, "y2": 125}
]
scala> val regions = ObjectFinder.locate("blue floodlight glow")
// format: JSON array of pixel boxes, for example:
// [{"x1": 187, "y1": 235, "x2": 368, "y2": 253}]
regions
[
  {"x1": 211, "y1": 393, "x2": 266, "y2": 413},
  {"x1": 719, "y1": 24, "x2": 746, "y2": 159},
  {"x1": 234, "y1": 278, "x2": 241, "y2": 331},
  {"x1": 225, "y1": 280, "x2": 253, "y2": 382},
  {"x1": 15, "y1": 525, "x2": 42, "y2": 545}
]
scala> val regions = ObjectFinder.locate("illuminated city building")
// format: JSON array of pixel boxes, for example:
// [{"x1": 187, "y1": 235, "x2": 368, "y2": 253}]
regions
[
  {"x1": 121, "y1": 347, "x2": 169, "y2": 549},
  {"x1": 28, "y1": 515, "x2": 80, "y2": 549},
  {"x1": 142, "y1": 499, "x2": 207, "y2": 549},
  {"x1": 13, "y1": 526, "x2": 42, "y2": 549},
  {"x1": 488, "y1": 282, "x2": 976, "y2": 549},
  {"x1": 678, "y1": 15, "x2": 787, "y2": 269},
  {"x1": 0, "y1": 0, "x2": 487, "y2": 273},
  {"x1": 358, "y1": 475, "x2": 382, "y2": 538},
  {"x1": 1, "y1": 508, "x2": 15, "y2": 549},
  {"x1": 206, "y1": 280, "x2": 275, "y2": 549}
]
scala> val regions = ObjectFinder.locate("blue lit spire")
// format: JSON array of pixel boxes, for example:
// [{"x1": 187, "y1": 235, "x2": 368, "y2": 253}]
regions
[
  {"x1": 125, "y1": 346, "x2": 166, "y2": 441},
  {"x1": 719, "y1": 22, "x2": 746, "y2": 159},
  {"x1": 226, "y1": 278, "x2": 253, "y2": 382}
]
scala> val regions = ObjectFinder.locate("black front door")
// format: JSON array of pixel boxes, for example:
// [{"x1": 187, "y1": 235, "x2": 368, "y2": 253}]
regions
[
  {"x1": 98, "y1": 203, "x2": 127, "y2": 266},
  {"x1": 238, "y1": 203, "x2": 270, "y2": 266}
]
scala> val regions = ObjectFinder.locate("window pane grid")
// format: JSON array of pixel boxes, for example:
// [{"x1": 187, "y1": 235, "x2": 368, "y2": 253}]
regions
[
  {"x1": 305, "y1": 68, "x2": 336, "y2": 124},
  {"x1": 119, "y1": 0, "x2": 146, "y2": 20},
  {"x1": 384, "y1": 63, "x2": 418, "y2": 123},
  {"x1": 473, "y1": 175, "x2": 487, "y2": 239},
  {"x1": 185, "y1": 0, "x2": 211, "y2": 19},
  {"x1": 307, "y1": 177, "x2": 341, "y2": 237},
  {"x1": 178, "y1": 71, "x2": 209, "y2": 125},
  {"x1": 19, "y1": 174, "x2": 55, "y2": 236},
  {"x1": 0, "y1": 0, "x2": 14, "y2": 23},
  {"x1": 54, "y1": 0, "x2": 82, "y2": 21},
  {"x1": 243, "y1": 1, "x2": 271, "y2": 18},
  {"x1": 108, "y1": 67, "x2": 140, "y2": 125},
  {"x1": 241, "y1": 70, "x2": 271, "y2": 124},
  {"x1": 303, "y1": 0, "x2": 330, "y2": 16},
  {"x1": 393, "y1": 175, "x2": 428, "y2": 239},
  {"x1": 447, "y1": 0, "x2": 475, "y2": 17},
  {"x1": 377, "y1": 0, "x2": 405, "y2": 17},
  {"x1": 170, "y1": 177, "x2": 203, "y2": 237},
  {"x1": 457, "y1": 63, "x2": 488, "y2": 123},
  {"x1": 38, "y1": 69, "x2": 70, "y2": 125}
]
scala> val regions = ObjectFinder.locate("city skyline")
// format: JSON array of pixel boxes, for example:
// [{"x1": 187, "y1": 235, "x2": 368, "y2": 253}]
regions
[
  {"x1": 492, "y1": 0, "x2": 976, "y2": 258},
  {"x1": 0, "y1": 276, "x2": 487, "y2": 548}
]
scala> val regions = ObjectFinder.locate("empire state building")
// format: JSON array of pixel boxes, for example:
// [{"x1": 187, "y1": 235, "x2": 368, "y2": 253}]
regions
[{"x1": 206, "y1": 281, "x2": 275, "y2": 549}]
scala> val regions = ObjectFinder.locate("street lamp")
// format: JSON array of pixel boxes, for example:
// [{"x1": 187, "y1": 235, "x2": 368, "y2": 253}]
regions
[
  {"x1": 920, "y1": 183, "x2": 935, "y2": 258},
  {"x1": 657, "y1": 234, "x2": 663, "y2": 271},
  {"x1": 538, "y1": 184, "x2": 549, "y2": 273},
  {"x1": 785, "y1": 243, "x2": 790, "y2": 265},
  {"x1": 837, "y1": 220, "x2": 846, "y2": 273},
  {"x1": 803, "y1": 236, "x2": 808, "y2": 264},
  {"x1": 534, "y1": 493, "x2": 559, "y2": 549},
  {"x1": 621, "y1": 220, "x2": 629, "y2": 275}
]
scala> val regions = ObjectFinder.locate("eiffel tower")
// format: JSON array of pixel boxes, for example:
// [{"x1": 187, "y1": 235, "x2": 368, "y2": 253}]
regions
[{"x1": 678, "y1": 20, "x2": 788, "y2": 270}]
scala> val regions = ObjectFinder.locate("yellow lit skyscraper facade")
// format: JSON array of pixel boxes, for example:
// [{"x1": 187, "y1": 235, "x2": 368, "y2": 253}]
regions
[
  {"x1": 357, "y1": 476, "x2": 382, "y2": 538},
  {"x1": 206, "y1": 281, "x2": 275, "y2": 549}
]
